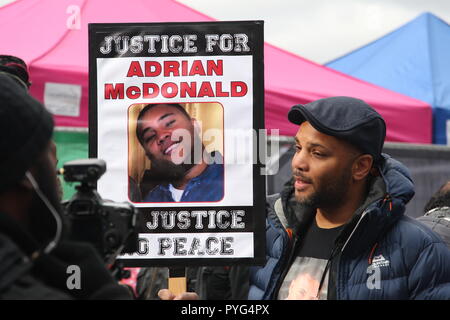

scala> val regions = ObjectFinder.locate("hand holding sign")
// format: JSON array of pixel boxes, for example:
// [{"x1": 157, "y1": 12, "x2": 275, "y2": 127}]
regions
[{"x1": 158, "y1": 289, "x2": 199, "y2": 300}]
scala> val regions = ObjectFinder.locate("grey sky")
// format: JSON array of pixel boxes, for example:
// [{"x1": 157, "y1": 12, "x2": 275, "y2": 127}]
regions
[
  {"x1": 1, "y1": 0, "x2": 449, "y2": 63},
  {"x1": 178, "y1": 0, "x2": 450, "y2": 63}
]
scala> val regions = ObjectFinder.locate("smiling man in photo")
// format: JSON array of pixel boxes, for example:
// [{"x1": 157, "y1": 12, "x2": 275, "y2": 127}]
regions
[{"x1": 136, "y1": 103, "x2": 223, "y2": 202}]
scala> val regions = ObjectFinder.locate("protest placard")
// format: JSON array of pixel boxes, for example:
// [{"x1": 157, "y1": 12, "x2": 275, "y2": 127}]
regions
[{"x1": 89, "y1": 21, "x2": 265, "y2": 266}]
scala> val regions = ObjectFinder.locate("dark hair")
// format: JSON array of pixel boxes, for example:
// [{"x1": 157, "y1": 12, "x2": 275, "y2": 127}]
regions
[
  {"x1": 136, "y1": 103, "x2": 191, "y2": 146},
  {"x1": 0, "y1": 55, "x2": 31, "y2": 90},
  {"x1": 424, "y1": 182, "x2": 450, "y2": 213}
]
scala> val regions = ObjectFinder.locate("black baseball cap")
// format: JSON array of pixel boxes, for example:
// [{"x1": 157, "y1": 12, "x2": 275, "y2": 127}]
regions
[
  {"x1": 288, "y1": 96, "x2": 386, "y2": 163},
  {"x1": 0, "y1": 55, "x2": 31, "y2": 90}
]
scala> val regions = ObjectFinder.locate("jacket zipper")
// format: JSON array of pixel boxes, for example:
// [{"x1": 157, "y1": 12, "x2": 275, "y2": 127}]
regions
[
  {"x1": 271, "y1": 209, "x2": 365, "y2": 300},
  {"x1": 315, "y1": 242, "x2": 343, "y2": 299},
  {"x1": 340, "y1": 210, "x2": 368, "y2": 254},
  {"x1": 330, "y1": 195, "x2": 390, "y2": 299},
  {"x1": 270, "y1": 232, "x2": 300, "y2": 299},
  {"x1": 340, "y1": 194, "x2": 391, "y2": 253},
  {"x1": 316, "y1": 204, "x2": 378, "y2": 299}
]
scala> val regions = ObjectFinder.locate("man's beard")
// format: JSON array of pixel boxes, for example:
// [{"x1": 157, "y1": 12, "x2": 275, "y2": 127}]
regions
[
  {"x1": 28, "y1": 160, "x2": 65, "y2": 248},
  {"x1": 146, "y1": 155, "x2": 191, "y2": 183},
  {"x1": 294, "y1": 167, "x2": 352, "y2": 210},
  {"x1": 146, "y1": 132, "x2": 202, "y2": 184}
]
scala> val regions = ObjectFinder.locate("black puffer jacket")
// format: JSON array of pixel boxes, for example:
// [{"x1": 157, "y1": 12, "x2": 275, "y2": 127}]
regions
[
  {"x1": 249, "y1": 155, "x2": 450, "y2": 299},
  {"x1": 0, "y1": 212, "x2": 132, "y2": 300}
]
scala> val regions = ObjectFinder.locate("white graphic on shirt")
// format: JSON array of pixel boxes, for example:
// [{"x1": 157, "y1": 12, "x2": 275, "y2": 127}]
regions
[{"x1": 278, "y1": 256, "x2": 329, "y2": 300}]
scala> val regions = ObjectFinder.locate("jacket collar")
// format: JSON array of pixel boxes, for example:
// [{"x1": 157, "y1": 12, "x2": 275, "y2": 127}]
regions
[
  {"x1": 154, "y1": 151, "x2": 223, "y2": 189},
  {"x1": 0, "y1": 213, "x2": 37, "y2": 292},
  {"x1": 0, "y1": 212, "x2": 40, "y2": 257}
]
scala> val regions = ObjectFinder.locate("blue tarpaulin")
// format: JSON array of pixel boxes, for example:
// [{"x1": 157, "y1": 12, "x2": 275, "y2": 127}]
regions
[{"x1": 327, "y1": 12, "x2": 450, "y2": 145}]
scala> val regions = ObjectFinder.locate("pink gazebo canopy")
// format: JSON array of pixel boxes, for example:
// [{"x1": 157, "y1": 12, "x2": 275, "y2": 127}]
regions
[{"x1": 0, "y1": 0, "x2": 432, "y2": 143}]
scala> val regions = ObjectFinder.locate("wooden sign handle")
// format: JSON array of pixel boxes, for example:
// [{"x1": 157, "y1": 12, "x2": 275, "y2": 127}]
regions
[{"x1": 168, "y1": 267, "x2": 187, "y2": 296}]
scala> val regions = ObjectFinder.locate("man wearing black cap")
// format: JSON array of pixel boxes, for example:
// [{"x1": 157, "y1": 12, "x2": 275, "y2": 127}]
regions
[
  {"x1": 0, "y1": 75, "x2": 132, "y2": 299},
  {"x1": 0, "y1": 55, "x2": 31, "y2": 90},
  {"x1": 417, "y1": 181, "x2": 450, "y2": 248},
  {"x1": 249, "y1": 96, "x2": 450, "y2": 300}
]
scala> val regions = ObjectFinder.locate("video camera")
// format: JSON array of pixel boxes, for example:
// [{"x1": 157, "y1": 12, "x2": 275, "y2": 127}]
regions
[{"x1": 60, "y1": 159, "x2": 138, "y2": 265}]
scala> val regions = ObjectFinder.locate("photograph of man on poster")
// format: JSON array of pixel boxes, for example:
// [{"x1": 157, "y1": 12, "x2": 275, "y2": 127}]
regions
[{"x1": 129, "y1": 103, "x2": 224, "y2": 203}]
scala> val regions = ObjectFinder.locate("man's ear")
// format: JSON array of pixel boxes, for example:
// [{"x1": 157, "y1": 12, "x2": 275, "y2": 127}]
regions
[{"x1": 352, "y1": 154, "x2": 373, "y2": 181}]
